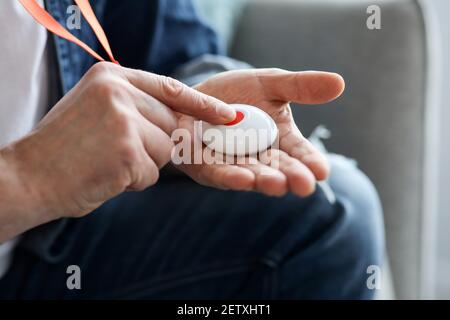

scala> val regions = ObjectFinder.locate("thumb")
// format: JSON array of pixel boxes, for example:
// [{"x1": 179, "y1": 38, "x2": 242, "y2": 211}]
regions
[{"x1": 257, "y1": 69, "x2": 345, "y2": 105}]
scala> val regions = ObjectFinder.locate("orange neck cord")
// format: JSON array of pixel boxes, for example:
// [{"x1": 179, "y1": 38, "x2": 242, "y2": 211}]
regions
[{"x1": 19, "y1": 0, "x2": 119, "y2": 64}]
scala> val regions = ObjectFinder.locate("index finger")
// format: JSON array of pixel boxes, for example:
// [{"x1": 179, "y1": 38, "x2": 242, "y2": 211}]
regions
[{"x1": 122, "y1": 68, "x2": 236, "y2": 124}]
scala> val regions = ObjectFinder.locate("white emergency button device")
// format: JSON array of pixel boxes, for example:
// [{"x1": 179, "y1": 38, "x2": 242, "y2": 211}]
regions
[{"x1": 198, "y1": 104, "x2": 278, "y2": 156}]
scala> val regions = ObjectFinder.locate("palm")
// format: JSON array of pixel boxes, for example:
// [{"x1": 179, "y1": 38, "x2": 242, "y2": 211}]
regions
[{"x1": 176, "y1": 69, "x2": 345, "y2": 197}]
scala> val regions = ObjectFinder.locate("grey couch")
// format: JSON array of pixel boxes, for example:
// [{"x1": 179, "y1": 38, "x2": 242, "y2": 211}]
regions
[{"x1": 197, "y1": 0, "x2": 438, "y2": 299}]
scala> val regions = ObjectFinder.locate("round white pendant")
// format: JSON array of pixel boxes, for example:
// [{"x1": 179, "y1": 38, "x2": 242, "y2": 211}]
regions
[{"x1": 197, "y1": 104, "x2": 278, "y2": 156}]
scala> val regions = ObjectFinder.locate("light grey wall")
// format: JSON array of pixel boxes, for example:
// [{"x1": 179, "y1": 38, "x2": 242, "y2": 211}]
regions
[{"x1": 425, "y1": 0, "x2": 450, "y2": 299}]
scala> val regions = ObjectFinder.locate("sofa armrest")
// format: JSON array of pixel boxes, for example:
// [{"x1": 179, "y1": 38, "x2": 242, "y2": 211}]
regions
[{"x1": 230, "y1": 0, "x2": 433, "y2": 299}]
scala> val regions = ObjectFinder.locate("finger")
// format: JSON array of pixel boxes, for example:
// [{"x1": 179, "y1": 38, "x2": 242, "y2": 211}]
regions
[
  {"x1": 122, "y1": 68, "x2": 236, "y2": 124},
  {"x1": 279, "y1": 127, "x2": 330, "y2": 180},
  {"x1": 236, "y1": 157, "x2": 288, "y2": 197},
  {"x1": 139, "y1": 120, "x2": 174, "y2": 169},
  {"x1": 263, "y1": 149, "x2": 316, "y2": 197},
  {"x1": 255, "y1": 69, "x2": 345, "y2": 105},
  {"x1": 180, "y1": 162, "x2": 256, "y2": 191},
  {"x1": 126, "y1": 150, "x2": 160, "y2": 192},
  {"x1": 176, "y1": 113, "x2": 256, "y2": 191},
  {"x1": 130, "y1": 86, "x2": 178, "y2": 135}
]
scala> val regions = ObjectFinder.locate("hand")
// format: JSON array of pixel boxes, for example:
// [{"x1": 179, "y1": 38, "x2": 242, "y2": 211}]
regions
[
  {"x1": 176, "y1": 68, "x2": 345, "y2": 197},
  {"x1": 0, "y1": 62, "x2": 236, "y2": 225}
]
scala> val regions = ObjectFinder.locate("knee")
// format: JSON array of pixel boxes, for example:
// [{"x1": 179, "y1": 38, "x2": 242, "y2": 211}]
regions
[
  {"x1": 328, "y1": 154, "x2": 385, "y2": 272},
  {"x1": 267, "y1": 161, "x2": 385, "y2": 298}
]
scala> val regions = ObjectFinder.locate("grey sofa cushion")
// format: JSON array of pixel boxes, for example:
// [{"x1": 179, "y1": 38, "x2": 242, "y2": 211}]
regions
[{"x1": 230, "y1": 0, "x2": 428, "y2": 299}]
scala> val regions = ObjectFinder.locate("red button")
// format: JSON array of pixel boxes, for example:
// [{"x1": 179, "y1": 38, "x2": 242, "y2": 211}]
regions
[{"x1": 225, "y1": 111, "x2": 245, "y2": 126}]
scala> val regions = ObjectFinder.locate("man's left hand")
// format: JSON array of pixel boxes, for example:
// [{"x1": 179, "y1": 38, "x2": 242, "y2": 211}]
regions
[{"x1": 176, "y1": 69, "x2": 345, "y2": 197}]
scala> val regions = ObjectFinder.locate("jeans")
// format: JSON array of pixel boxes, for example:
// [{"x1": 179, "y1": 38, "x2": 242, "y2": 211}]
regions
[{"x1": 0, "y1": 155, "x2": 384, "y2": 299}]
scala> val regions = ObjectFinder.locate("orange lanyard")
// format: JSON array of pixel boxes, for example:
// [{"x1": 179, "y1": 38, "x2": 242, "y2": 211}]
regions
[{"x1": 19, "y1": 0, "x2": 119, "y2": 64}]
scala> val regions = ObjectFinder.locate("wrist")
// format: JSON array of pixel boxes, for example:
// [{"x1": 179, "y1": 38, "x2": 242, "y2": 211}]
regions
[{"x1": 0, "y1": 138, "x2": 58, "y2": 240}]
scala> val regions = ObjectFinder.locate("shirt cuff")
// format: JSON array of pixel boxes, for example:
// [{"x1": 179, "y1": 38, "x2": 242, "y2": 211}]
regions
[{"x1": 171, "y1": 54, "x2": 252, "y2": 86}]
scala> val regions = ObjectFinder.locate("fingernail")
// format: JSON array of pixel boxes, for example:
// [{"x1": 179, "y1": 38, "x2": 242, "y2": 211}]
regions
[{"x1": 217, "y1": 104, "x2": 236, "y2": 120}]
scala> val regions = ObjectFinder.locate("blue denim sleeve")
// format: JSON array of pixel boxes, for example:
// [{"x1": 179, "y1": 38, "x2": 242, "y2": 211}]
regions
[{"x1": 102, "y1": 0, "x2": 222, "y2": 75}]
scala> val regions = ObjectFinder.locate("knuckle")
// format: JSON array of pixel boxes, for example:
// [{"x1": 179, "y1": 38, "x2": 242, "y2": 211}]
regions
[
  {"x1": 165, "y1": 116, "x2": 178, "y2": 134},
  {"x1": 162, "y1": 139, "x2": 175, "y2": 165},
  {"x1": 129, "y1": 160, "x2": 160, "y2": 192},
  {"x1": 88, "y1": 61, "x2": 118, "y2": 76},
  {"x1": 260, "y1": 67, "x2": 285, "y2": 75},
  {"x1": 183, "y1": 91, "x2": 211, "y2": 114},
  {"x1": 197, "y1": 94, "x2": 214, "y2": 113},
  {"x1": 108, "y1": 110, "x2": 133, "y2": 136},
  {"x1": 94, "y1": 80, "x2": 130, "y2": 105},
  {"x1": 147, "y1": 165, "x2": 160, "y2": 186},
  {"x1": 113, "y1": 173, "x2": 133, "y2": 192},
  {"x1": 160, "y1": 76, "x2": 185, "y2": 100},
  {"x1": 117, "y1": 142, "x2": 140, "y2": 170},
  {"x1": 269, "y1": 67, "x2": 284, "y2": 73},
  {"x1": 109, "y1": 143, "x2": 140, "y2": 191},
  {"x1": 151, "y1": 133, "x2": 174, "y2": 168}
]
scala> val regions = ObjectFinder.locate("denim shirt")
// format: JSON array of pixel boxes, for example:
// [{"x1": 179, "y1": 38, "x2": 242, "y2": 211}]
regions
[{"x1": 44, "y1": 0, "x2": 221, "y2": 95}]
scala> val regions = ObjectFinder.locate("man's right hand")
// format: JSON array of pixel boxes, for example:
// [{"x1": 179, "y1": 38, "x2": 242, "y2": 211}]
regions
[{"x1": 0, "y1": 62, "x2": 235, "y2": 226}]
